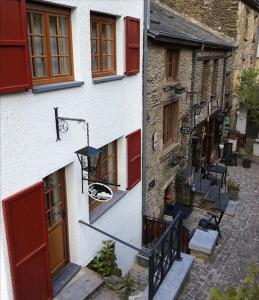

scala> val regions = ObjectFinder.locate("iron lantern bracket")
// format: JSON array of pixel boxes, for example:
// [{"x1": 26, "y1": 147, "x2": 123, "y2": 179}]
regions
[{"x1": 54, "y1": 107, "x2": 86, "y2": 141}]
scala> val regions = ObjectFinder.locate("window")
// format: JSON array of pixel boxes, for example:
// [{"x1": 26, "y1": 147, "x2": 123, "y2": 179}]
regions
[
  {"x1": 200, "y1": 60, "x2": 210, "y2": 102},
  {"x1": 43, "y1": 169, "x2": 66, "y2": 230},
  {"x1": 244, "y1": 8, "x2": 249, "y2": 41},
  {"x1": 166, "y1": 49, "x2": 179, "y2": 81},
  {"x1": 163, "y1": 100, "x2": 179, "y2": 147},
  {"x1": 90, "y1": 14, "x2": 116, "y2": 78},
  {"x1": 27, "y1": 3, "x2": 73, "y2": 85},
  {"x1": 225, "y1": 72, "x2": 231, "y2": 95},
  {"x1": 89, "y1": 140, "x2": 117, "y2": 210},
  {"x1": 211, "y1": 60, "x2": 219, "y2": 97}
]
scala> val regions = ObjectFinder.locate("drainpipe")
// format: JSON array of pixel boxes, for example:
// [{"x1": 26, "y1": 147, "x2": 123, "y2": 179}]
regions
[
  {"x1": 187, "y1": 49, "x2": 198, "y2": 170},
  {"x1": 142, "y1": 0, "x2": 149, "y2": 217}
]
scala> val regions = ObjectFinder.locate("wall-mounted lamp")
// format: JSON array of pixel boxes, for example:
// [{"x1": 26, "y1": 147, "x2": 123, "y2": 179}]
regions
[{"x1": 175, "y1": 84, "x2": 186, "y2": 95}]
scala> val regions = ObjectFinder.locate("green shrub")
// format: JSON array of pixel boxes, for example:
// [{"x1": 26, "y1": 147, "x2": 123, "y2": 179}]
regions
[
  {"x1": 208, "y1": 265, "x2": 259, "y2": 300},
  {"x1": 88, "y1": 240, "x2": 122, "y2": 277}
]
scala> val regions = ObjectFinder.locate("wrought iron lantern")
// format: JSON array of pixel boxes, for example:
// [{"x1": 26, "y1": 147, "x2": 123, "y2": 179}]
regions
[
  {"x1": 75, "y1": 146, "x2": 101, "y2": 173},
  {"x1": 175, "y1": 84, "x2": 186, "y2": 95}
]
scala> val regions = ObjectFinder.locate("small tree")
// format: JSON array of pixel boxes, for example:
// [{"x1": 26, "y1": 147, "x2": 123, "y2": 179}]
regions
[
  {"x1": 208, "y1": 264, "x2": 259, "y2": 300},
  {"x1": 236, "y1": 68, "x2": 259, "y2": 126}
]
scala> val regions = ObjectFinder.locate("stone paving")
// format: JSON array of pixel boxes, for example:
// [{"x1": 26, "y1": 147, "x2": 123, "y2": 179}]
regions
[{"x1": 178, "y1": 157, "x2": 259, "y2": 300}]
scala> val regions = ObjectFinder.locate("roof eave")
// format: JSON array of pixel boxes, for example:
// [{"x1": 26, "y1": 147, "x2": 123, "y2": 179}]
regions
[{"x1": 148, "y1": 30, "x2": 237, "y2": 50}]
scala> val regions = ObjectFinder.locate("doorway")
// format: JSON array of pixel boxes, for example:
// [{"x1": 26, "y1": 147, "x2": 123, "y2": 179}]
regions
[{"x1": 44, "y1": 168, "x2": 69, "y2": 276}]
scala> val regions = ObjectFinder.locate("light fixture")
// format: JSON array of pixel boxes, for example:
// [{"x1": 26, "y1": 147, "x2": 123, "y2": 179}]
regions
[
  {"x1": 75, "y1": 146, "x2": 102, "y2": 174},
  {"x1": 175, "y1": 84, "x2": 186, "y2": 95}
]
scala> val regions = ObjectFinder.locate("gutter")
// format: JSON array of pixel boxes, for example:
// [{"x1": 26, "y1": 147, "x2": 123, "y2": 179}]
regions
[{"x1": 142, "y1": 0, "x2": 149, "y2": 217}]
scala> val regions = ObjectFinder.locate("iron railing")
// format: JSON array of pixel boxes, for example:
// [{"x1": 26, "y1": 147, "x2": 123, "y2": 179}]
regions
[{"x1": 148, "y1": 212, "x2": 183, "y2": 300}]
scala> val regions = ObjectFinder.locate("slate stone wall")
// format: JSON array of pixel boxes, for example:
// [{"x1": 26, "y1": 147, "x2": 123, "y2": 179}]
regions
[
  {"x1": 145, "y1": 39, "x2": 229, "y2": 217},
  {"x1": 157, "y1": 0, "x2": 259, "y2": 125}
]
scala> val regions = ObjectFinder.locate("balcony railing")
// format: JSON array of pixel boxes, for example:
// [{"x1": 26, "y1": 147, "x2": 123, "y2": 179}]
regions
[{"x1": 148, "y1": 212, "x2": 183, "y2": 300}]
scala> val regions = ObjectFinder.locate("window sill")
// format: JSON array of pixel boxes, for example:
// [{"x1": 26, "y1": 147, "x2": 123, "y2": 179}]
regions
[
  {"x1": 89, "y1": 190, "x2": 127, "y2": 224},
  {"x1": 32, "y1": 81, "x2": 84, "y2": 93},
  {"x1": 92, "y1": 75, "x2": 125, "y2": 84},
  {"x1": 162, "y1": 142, "x2": 180, "y2": 158}
]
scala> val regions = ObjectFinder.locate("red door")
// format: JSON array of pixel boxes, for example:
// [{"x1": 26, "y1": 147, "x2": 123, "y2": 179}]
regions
[{"x1": 3, "y1": 182, "x2": 52, "y2": 300}]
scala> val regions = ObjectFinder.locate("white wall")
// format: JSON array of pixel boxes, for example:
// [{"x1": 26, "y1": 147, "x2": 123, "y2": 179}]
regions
[
  {"x1": 236, "y1": 107, "x2": 247, "y2": 134},
  {"x1": 0, "y1": 0, "x2": 143, "y2": 299}
]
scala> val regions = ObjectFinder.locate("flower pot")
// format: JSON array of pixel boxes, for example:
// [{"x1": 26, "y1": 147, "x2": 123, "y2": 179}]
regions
[
  {"x1": 242, "y1": 159, "x2": 251, "y2": 168},
  {"x1": 228, "y1": 190, "x2": 239, "y2": 201}
]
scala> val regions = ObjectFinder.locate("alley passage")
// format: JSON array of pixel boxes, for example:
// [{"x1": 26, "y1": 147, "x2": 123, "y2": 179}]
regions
[{"x1": 179, "y1": 158, "x2": 259, "y2": 300}]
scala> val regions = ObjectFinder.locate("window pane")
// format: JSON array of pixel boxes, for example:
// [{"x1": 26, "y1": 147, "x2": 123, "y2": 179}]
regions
[
  {"x1": 92, "y1": 56, "x2": 99, "y2": 71},
  {"x1": 60, "y1": 17, "x2": 68, "y2": 36},
  {"x1": 91, "y1": 22, "x2": 98, "y2": 38},
  {"x1": 103, "y1": 55, "x2": 107, "y2": 69},
  {"x1": 107, "y1": 56, "x2": 113, "y2": 70},
  {"x1": 107, "y1": 41, "x2": 113, "y2": 55},
  {"x1": 105, "y1": 24, "x2": 113, "y2": 40},
  {"x1": 50, "y1": 37, "x2": 58, "y2": 55},
  {"x1": 34, "y1": 36, "x2": 44, "y2": 55},
  {"x1": 60, "y1": 57, "x2": 69, "y2": 74},
  {"x1": 52, "y1": 57, "x2": 59, "y2": 75},
  {"x1": 49, "y1": 16, "x2": 58, "y2": 35},
  {"x1": 91, "y1": 40, "x2": 98, "y2": 55},
  {"x1": 60, "y1": 38, "x2": 68, "y2": 55},
  {"x1": 34, "y1": 57, "x2": 45, "y2": 77},
  {"x1": 33, "y1": 13, "x2": 42, "y2": 34},
  {"x1": 27, "y1": 13, "x2": 32, "y2": 34}
]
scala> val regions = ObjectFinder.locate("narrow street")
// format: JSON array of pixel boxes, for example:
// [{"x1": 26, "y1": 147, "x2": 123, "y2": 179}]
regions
[{"x1": 179, "y1": 158, "x2": 259, "y2": 299}]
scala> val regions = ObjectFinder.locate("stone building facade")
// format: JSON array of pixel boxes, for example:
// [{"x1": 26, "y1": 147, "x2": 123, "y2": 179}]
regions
[
  {"x1": 160, "y1": 0, "x2": 259, "y2": 127},
  {"x1": 145, "y1": 1, "x2": 236, "y2": 217}
]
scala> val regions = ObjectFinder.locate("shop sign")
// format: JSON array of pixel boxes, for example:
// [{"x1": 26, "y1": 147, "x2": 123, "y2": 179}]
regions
[{"x1": 88, "y1": 183, "x2": 113, "y2": 202}]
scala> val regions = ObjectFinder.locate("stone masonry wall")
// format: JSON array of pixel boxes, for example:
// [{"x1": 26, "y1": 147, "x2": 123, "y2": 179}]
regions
[
  {"x1": 145, "y1": 39, "x2": 229, "y2": 218},
  {"x1": 158, "y1": 0, "x2": 259, "y2": 126}
]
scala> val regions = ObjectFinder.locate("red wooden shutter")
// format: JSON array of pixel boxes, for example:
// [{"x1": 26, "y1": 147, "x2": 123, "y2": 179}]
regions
[
  {"x1": 125, "y1": 16, "x2": 140, "y2": 76},
  {"x1": 0, "y1": 0, "x2": 32, "y2": 94},
  {"x1": 127, "y1": 129, "x2": 141, "y2": 189},
  {"x1": 3, "y1": 182, "x2": 52, "y2": 300}
]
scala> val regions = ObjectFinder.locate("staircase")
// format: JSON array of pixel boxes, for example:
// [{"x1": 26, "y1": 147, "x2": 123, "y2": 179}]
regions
[{"x1": 182, "y1": 165, "x2": 229, "y2": 212}]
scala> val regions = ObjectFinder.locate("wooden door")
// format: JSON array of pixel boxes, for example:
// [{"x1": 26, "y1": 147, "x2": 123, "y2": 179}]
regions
[
  {"x1": 44, "y1": 169, "x2": 69, "y2": 276},
  {"x1": 3, "y1": 182, "x2": 52, "y2": 300}
]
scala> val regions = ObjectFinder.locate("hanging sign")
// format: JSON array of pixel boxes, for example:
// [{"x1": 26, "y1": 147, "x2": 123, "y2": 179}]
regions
[{"x1": 88, "y1": 183, "x2": 113, "y2": 202}]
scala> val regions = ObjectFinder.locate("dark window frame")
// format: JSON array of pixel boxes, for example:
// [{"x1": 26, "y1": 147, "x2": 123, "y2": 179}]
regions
[
  {"x1": 163, "y1": 100, "x2": 179, "y2": 148},
  {"x1": 166, "y1": 49, "x2": 180, "y2": 82},
  {"x1": 89, "y1": 140, "x2": 118, "y2": 210}
]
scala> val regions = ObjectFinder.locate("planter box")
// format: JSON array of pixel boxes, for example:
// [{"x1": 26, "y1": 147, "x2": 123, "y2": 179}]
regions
[
  {"x1": 228, "y1": 190, "x2": 239, "y2": 201},
  {"x1": 242, "y1": 159, "x2": 251, "y2": 168}
]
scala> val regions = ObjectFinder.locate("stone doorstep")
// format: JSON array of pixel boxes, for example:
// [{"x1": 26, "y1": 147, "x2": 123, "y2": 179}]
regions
[
  {"x1": 225, "y1": 200, "x2": 238, "y2": 216},
  {"x1": 189, "y1": 228, "x2": 218, "y2": 261},
  {"x1": 54, "y1": 268, "x2": 104, "y2": 300},
  {"x1": 140, "y1": 253, "x2": 194, "y2": 300}
]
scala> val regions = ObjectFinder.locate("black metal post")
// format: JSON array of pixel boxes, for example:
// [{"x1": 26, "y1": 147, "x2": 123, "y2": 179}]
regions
[
  {"x1": 148, "y1": 253, "x2": 155, "y2": 300},
  {"x1": 54, "y1": 107, "x2": 60, "y2": 141},
  {"x1": 176, "y1": 217, "x2": 183, "y2": 261}
]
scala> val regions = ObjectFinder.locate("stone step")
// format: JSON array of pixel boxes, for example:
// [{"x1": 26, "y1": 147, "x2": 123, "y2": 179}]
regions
[
  {"x1": 54, "y1": 268, "x2": 104, "y2": 300},
  {"x1": 52, "y1": 263, "x2": 81, "y2": 297},
  {"x1": 140, "y1": 253, "x2": 194, "y2": 300},
  {"x1": 89, "y1": 287, "x2": 120, "y2": 300},
  {"x1": 224, "y1": 200, "x2": 238, "y2": 216}
]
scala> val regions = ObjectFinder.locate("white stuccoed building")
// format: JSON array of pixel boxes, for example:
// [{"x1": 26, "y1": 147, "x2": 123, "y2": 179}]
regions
[{"x1": 0, "y1": 0, "x2": 143, "y2": 299}]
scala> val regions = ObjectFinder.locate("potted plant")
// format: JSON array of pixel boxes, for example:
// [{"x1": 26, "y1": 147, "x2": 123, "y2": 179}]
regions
[
  {"x1": 228, "y1": 128, "x2": 237, "y2": 139},
  {"x1": 242, "y1": 144, "x2": 252, "y2": 168},
  {"x1": 226, "y1": 179, "x2": 240, "y2": 201}
]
